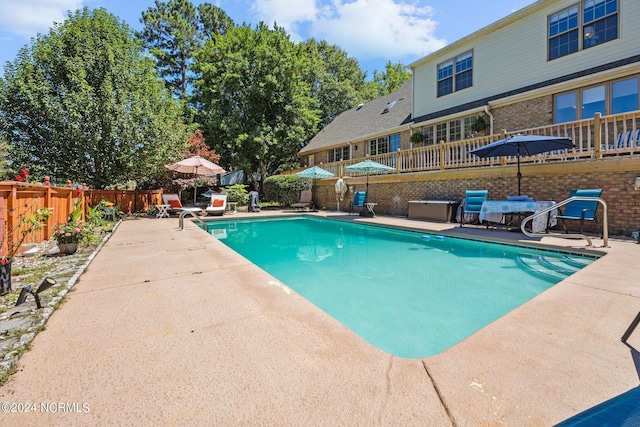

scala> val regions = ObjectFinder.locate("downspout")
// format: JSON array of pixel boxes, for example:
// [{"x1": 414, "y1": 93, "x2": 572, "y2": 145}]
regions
[{"x1": 484, "y1": 105, "x2": 494, "y2": 135}]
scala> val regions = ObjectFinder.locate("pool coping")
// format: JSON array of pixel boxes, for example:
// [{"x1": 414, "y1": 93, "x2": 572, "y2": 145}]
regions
[{"x1": 1, "y1": 211, "x2": 638, "y2": 425}]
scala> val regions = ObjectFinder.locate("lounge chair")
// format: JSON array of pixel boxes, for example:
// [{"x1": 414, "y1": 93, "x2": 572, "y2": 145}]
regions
[
  {"x1": 205, "y1": 194, "x2": 226, "y2": 216},
  {"x1": 617, "y1": 131, "x2": 633, "y2": 148},
  {"x1": 554, "y1": 189, "x2": 602, "y2": 234},
  {"x1": 291, "y1": 190, "x2": 312, "y2": 211},
  {"x1": 349, "y1": 191, "x2": 366, "y2": 215},
  {"x1": 161, "y1": 194, "x2": 203, "y2": 216},
  {"x1": 459, "y1": 190, "x2": 488, "y2": 227}
]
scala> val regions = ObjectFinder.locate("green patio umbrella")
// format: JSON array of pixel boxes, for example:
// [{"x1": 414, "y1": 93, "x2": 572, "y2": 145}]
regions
[
  {"x1": 344, "y1": 159, "x2": 395, "y2": 204},
  {"x1": 296, "y1": 166, "x2": 335, "y2": 210}
]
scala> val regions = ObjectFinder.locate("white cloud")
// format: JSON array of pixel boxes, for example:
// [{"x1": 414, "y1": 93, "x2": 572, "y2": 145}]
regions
[
  {"x1": 251, "y1": 0, "x2": 447, "y2": 61},
  {"x1": 0, "y1": 0, "x2": 84, "y2": 38},
  {"x1": 252, "y1": 0, "x2": 317, "y2": 33}
]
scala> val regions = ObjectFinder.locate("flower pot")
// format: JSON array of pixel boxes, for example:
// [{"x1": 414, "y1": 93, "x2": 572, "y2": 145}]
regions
[
  {"x1": 58, "y1": 243, "x2": 78, "y2": 255},
  {"x1": 0, "y1": 261, "x2": 11, "y2": 295}
]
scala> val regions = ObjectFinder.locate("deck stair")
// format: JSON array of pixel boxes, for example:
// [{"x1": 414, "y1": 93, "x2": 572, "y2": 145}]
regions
[{"x1": 516, "y1": 255, "x2": 592, "y2": 282}]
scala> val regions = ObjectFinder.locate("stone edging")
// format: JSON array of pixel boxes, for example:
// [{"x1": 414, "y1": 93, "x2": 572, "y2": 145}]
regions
[{"x1": 0, "y1": 219, "x2": 122, "y2": 380}]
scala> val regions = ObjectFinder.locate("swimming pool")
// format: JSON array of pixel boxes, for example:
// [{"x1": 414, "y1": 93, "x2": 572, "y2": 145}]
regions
[{"x1": 203, "y1": 216, "x2": 597, "y2": 358}]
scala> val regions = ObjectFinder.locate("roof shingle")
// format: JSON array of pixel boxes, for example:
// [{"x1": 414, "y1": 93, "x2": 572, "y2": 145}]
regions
[{"x1": 300, "y1": 80, "x2": 413, "y2": 155}]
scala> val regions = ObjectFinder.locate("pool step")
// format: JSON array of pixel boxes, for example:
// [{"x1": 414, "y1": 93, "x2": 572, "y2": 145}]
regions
[
  {"x1": 559, "y1": 255, "x2": 594, "y2": 269},
  {"x1": 516, "y1": 255, "x2": 583, "y2": 283}
]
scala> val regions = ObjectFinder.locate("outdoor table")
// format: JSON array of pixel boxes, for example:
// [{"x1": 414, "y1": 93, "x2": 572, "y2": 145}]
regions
[
  {"x1": 365, "y1": 203, "x2": 378, "y2": 216},
  {"x1": 480, "y1": 200, "x2": 557, "y2": 233},
  {"x1": 226, "y1": 202, "x2": 238, "y2": 214},
  {"x1": 156, "y1": 204, "x2": 170, "y2": 218}
]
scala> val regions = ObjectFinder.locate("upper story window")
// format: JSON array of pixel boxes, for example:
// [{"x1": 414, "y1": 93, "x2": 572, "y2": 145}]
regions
[
  {"x1": 549, "y1": 6, "x2": 579, "y2": 60},
  {"x1": 548, "y1": 0, "x2": 617, "y2": 61},
  {"x1": 437, "y1": 51, "x2": 473, "y2": 97},
  {"x1": 583, "y1": 0, "x2": 618, "y2": 48}
]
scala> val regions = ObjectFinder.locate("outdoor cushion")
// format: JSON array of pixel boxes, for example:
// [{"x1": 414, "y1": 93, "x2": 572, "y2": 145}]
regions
[
  {"x1": 168, "y1": 199, "x2": 182, "y2": 208},
  {"x1": 507, "y1": 195, "x2": 533, "y2": 202},
  {"x1": 212, "y1": 199, "x2": 224, "y2": 207}
]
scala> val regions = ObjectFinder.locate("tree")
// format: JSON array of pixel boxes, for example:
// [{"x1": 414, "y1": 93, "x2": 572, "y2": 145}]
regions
[
  {"x1": 138, "y1": 0, "x2": 234, "y2": 100},
  {"x1": 372, "y1": 61, "x2": 412, "y2": 96},
  {"x1": 184, "y1": 129, "x2": 220, "y2": 163},
  {"x1": 0, "y1": 8, "x2": 189, "y2": 189},
  {"x1": 300, "y1": 39, "x2": 376, "y2": 135},
  {"x1": 194, "y1": 23, "x2": 319, "y2": 188}
]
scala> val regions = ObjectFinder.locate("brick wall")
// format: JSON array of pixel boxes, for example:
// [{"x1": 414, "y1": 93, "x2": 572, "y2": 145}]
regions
[
  {"x1": 493, "y1": 95, "x2": 553, "y2": 131},
  {"x1": 313, "y1": 157, "x2": 640, "y2": 236}
]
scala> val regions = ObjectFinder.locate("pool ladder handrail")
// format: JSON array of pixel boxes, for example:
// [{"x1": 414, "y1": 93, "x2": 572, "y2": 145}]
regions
[
  {"x1": 520, "y1": 196, "x2": 608, "y2": 247},
  {"x1": 178, "y1": 210, "x2": 208, "y2": 232}
]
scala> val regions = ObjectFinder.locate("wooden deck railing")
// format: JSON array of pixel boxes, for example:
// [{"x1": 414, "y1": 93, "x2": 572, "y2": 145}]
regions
[{"x1": 312, "y1": 110, "x2": 640, "y2": 178}]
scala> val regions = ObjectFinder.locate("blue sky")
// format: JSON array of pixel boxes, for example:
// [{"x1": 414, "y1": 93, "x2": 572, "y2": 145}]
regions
[{"x1": 0, "y1": 0, "x2": 536, "y2": 78}]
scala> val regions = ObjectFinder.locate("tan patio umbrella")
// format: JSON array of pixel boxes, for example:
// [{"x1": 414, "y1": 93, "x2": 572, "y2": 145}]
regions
[{"x1": 166, "y1": 156, "x2": 226, "y2": 203}]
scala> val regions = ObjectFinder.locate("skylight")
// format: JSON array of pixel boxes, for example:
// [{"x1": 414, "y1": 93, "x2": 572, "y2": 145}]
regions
[{"x1": 382, "y1": 97, "x2": 404, "y2": 114}]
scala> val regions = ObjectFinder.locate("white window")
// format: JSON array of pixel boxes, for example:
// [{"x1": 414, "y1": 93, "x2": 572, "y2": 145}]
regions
[
  {"x1": 327, "y1": 146, "x2": 350, "y2": 162},
  {"x1": 548, "y1": 0, "x2": 618, "y2": 61},
  {"x1": 368, "y1": 136, "x2": 390, "y2": 155},
  {"x1": 437, "y1": 51, "x2": 473, "y2": 97}
]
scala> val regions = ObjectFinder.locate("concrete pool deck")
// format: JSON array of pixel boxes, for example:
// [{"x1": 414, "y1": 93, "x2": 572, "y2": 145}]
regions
[{"x1": 0, "y1": 211, "x2": 638, "y2": 426}]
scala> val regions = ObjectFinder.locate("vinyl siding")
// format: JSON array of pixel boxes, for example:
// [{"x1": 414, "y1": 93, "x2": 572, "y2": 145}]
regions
[{"x1": 412, "y1": 0, "x2": 640, "y2": 119}]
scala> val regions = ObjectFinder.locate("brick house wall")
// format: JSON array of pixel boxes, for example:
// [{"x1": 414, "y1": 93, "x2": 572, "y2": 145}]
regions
[
  {"x1": 311, "y1": 157, "x2": 640, "y2": 236},
  {"x1": 492, "y1": 96, "x2": 554, "y2": 132}
]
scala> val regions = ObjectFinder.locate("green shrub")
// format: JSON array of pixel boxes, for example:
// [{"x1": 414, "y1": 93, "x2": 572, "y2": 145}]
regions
[
  {"x1": 263, "y1": 175, "x2": 311, "y2": 206},
  {"x1": 222, "y1": 184, "x2": 249, "y2": 205}
]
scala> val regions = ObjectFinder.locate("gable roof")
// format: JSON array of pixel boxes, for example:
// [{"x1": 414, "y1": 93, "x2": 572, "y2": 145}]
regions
[{"x1": 299, "y1": 80, "x2": 413, "y2": 155}]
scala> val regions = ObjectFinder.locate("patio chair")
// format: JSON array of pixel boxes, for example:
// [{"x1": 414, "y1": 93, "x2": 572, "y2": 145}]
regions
[
  {"x1": 205, "y1": 194, "x2": 226, "y2": 216},
  {"x1": 459, "y1": 190, "x2": 488, "y2": 227},
  {"x1": 349, "y1": 191, "x2": 367, "y2": 215},
  {"x1": 291, "y1": 190, "x2": 312, "y2": 211},
  {"x1": 617, "y1": 131, "x2": 633, "y2": 148},
  {"x1": 161, "y1": 194, "x2": 203, "y2": 216},
  {"x1": 554, "y1": 189, "x2": 602, "y2": 234}
]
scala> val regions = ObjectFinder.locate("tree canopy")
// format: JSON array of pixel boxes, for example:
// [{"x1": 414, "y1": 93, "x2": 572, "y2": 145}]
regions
[
  {"x1": 372, "y1": 61, "x2": 412, "y2": 97},
  {"x1": 0, "y1": 0, "x2": 413, "y2": 191},
  {"x1": 300, "y1": 39, "x2": 376, "y2": 133},
  {"x1": 138, "y1": 0, "x2": 234, "y2": 100},
  {"x1": 0, "y1": 7, "x2": 189, "y2": 188},
  {"x1": 194, "y1": 23, "x2": 319, "y2": 187}
]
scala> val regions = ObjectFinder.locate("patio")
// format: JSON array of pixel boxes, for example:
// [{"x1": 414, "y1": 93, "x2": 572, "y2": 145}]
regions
[{"x1": 0, "y1": 211, "x2": 638, "y2": 426}]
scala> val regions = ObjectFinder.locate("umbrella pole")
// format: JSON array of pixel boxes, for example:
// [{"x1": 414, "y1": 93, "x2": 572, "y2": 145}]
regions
[
  {"x1": 517, "y1": 149, "x2": 522, "y2": 196},
  {"x1": 362, "y1": 174, "x2": 369, "y2": 215}
]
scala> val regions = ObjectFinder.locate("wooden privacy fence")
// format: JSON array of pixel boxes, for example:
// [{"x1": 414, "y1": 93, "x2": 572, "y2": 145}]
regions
[{"x1": 0, "y1": 182, "x2": 163, "y2": 256}]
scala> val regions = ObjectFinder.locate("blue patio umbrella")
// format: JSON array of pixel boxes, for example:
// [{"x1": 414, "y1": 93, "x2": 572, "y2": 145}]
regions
[{"x1": 469, "y1": 134, "x2": 574, "y2": 195}]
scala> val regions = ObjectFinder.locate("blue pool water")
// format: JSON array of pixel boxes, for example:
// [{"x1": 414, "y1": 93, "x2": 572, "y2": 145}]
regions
[{"x1": 203, "y1": 216, "x2": 597, "y2": 358}]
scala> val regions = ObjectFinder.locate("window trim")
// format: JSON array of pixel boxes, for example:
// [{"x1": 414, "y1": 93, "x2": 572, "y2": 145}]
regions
[
  {"x1": 548, "y1": 0, "x2": 618, "y2": 61},
  {"x1": 437, "y1": 50, "x2": 473, "y2": 97},
  {"x1": 327, "y1": 146, "x2": 350, "y2": 163},
  {"x1": 368, "y1": 135, "x2": 390, "y2": 156},
  {"x1": 553, "y1": 74, "x2": 640, "y2": 123}
]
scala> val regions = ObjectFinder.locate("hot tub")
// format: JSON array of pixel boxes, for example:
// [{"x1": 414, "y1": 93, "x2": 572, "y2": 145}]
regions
[{"x1": 408, "y1": 200, "x2": 460, "y2": 222}]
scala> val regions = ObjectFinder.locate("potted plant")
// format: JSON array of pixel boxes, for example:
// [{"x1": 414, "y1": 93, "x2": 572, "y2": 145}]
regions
[
  {"x1": 470, "y1": 115, "x2": 490, "y2": 136},
  {"x1": 52, "y1": 199, "x2": 92, "y2": 255},
  {"x1": 52, "y1": 221, "x2": 92, "y2": 254},
  {"x1": 0, "y1": 207, "x2": 53, "y2": 295},
  {"x1": 410, "y1": 132, "x2": 426, "y2": 147}
]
